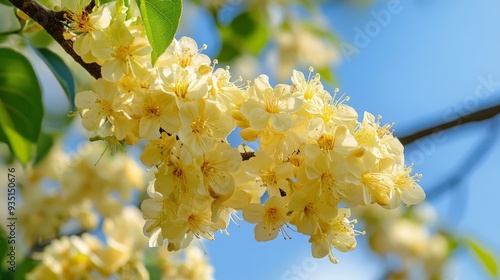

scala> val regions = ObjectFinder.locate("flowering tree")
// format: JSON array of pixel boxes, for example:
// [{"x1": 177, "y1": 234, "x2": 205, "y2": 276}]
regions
[{"x1": 0, "y1": 0, "x2": 498, "y2": 279}]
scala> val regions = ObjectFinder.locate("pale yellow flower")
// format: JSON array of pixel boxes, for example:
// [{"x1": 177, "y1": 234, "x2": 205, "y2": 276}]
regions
[
  {"x1": 240, "y1": 74, "x2": 302, "y2": 132},
  {"x1": 242, "y1": 149, "x2": 294, "y2": 197},
  {"x1": 65, "y1": 4, "x2": 112, "y2": 64},
  {"x1": 166, "y1": 201, "x2": 225, "y2": 241},
  {"x1": 17, "y1": 188, "x2": 71, "y2": 247},
  {"x1": 140, "y1": 132, "x2": 177, "y2": 168},
  {"x1": 344, "y1": 151, "x2": 394, "y2": 206},
  {"x1": 389, "y1": 165, "x2": 425, "y2": 208},
  {"x1": 61, "y1": 142, "x2": 144, "y2": 217},
  {"x1": 103, "y1": 206, "x2": 149, "y2": 254},
  {"x1": 291, "y1": 69, "x2": 330, "y2": 101},
  {"x1": 291, "y1": 71, "x2": 358, "y2": 129},
  {"x1": 178, "y1": 100, "x2": 234, "y2": 156},
  {"x1": 75, "y1": 78, "x2": 131, "y2": 134},
  {"x1": 92, "y1": 20, "x2": 151, "y2": 81},
  {"x1": 305, "y1": 118, "x2": 358, "y2": 156},
  {"x1": 210, "y1": 185, "x2": 253, "y2": 224},
  {"x1": 132, "y1": 90, "x2": 180, "y2": 139},
  {"x1": 207, "y1": 67, "x2": 247, "y2": 113},
  {"x1": 155, "y1": 36, "x2": 211, "y2": 69},
  {"x1": 277, "y1": 25, "x2": 339, "y2": 81},
  {"x1": 259, "y1": 117, "x2": 306, "y2": 160},
  {"x1": 27, "y1": 234, "x2": 100, "y2": 280},
  {"x1": 156, "y1": 244, "x2": 214, "y2": 280},
  {"x1": 297, "y1": 151, "x2": 347, "y2": 206},
  {"x1": 197, "y1": 142, "x2": 241, "y2": 196},
  {"x1": 288, "y1": 190, "x2": 337, "y2": 235},
  {"x1": 309, "y1": 208, "x2": 358, "y2": 263},
  {"x1": 159, "y1": 64, "x2": 208, "y2": 104},
  {"x1": 243, "y1": 195, "x2": 290, "y2": 241},
  {"x1": 354, "y1": 111, "x2": 404, "y2": 163},
  {"x1": 154, "y1": 143, "x2": 201, "y2": 198},
  {"x1": 141, "y1": 183, "x2": 179, "y2": 247}
]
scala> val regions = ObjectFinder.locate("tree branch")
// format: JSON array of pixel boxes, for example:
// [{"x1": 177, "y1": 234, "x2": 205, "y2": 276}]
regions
[
  {"x1": 9, "y1": 0, "x2": 102, "y2": 79},
  {"x1": 425, "y1": 118, "x2": 500, "y2": 200},
  {"x1": 399, "y1": 103, "x2": 500, "y2": 146}
]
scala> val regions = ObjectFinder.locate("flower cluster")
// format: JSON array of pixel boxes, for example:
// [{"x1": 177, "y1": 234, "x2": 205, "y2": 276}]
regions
[
  {"x1": 15, "y1": 141, "x2": 143, "y2": 247},
  {"x1": 355, "y1": 204, "x2": 450, "y2": 278},
  {"x1": 235, "y1": 70, "x2": 425, "y2": 262},
  {"x1": 68, "y1": 1, "x2": 425, "y2": 263},
  {"x1": 27, "y1": 206, "x2": 214, "y2": 280}
]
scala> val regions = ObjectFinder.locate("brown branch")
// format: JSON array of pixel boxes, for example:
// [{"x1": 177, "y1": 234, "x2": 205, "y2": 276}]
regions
[
  {"x1": 9, "y1": 0, "x2": 102, "y2": 79},
  {"x1": 241, "y1": 151, "x2": 255, "y2": 160},
  {"x1": 399, "y1": 104, "x2": 500, "y2": 146},
  {"x1": 85, "y1": 0, "x2": 96, "y2": 13}
]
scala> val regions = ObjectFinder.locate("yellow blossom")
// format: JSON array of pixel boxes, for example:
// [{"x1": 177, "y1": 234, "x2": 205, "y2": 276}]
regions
[
  {"x1": 132, "y1": 90, "x2": 180, "y2": 139},
  {"x1": 389, "y1": 165, "x2": 425, "y2": 208},
  {"x1": 243, "y1": 196, "x2": 290, "y2": 241},
  {"x1": 177, "y1": 100, "x2": 234, "y2": 156},
  {"x1": 310, "y1": 208, "x2": 359, "y2": 263},
  {"x1": 75, "y1": 78, "x2": 132, "y2": 134},
  {"x1": 288, "y1": 190, "x2": 337, "y2": 235},
  {"x1": 140, "y1": 132, "x2": 177, "y2": 168},
  {"x1": 155, "y1": 36, "x2": 211, "y2": 69},
  {"x1": 240, "y1": 74, "x2": 302, "y2": 132},
  {"x1": 154, "y1": 143, "x2": 201, "y2": 198},
  {"x1": 159, "y1": 64, "x2": 208, "y2": 104},
  {"x1": 166, "y1": 202, "x2": 224, "y2": 242},
  {"x1": 142, "y1": 183, "x2": 180, "y2": 247},
  {"x1": 207, "y1": 67, "x2": 247, "y2": 113},
  {"x1": 242, "y1": 150, "x2": 294, "y2": 197},
  {"x1": 197, "y1": 142, "x2": 241, "y2": 196},
  {"x1": 92, "y1": 20, "x2": 151, "y2": 82},
  {"x1": 65, "y1": 4, "x2": 111, "y2": 64},
  {"x1": 354, "y1": 111, "x2": 404, "y2": 163},
  {"x1": 345, "y1": 152, "x2": 394, "y2": 206}
]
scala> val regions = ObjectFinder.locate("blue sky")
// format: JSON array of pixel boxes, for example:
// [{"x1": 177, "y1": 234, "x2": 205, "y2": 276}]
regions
[{"x1": 175, "y1": 0, "x2": 500, "y2": 279}]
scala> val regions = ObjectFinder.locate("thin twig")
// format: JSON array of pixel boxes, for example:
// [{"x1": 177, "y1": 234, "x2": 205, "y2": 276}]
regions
[
  {"x1": 399, "y1": 104, "x2": 500, "y2": 146},
  {"x1": 425, "y1": 117, "x2": 500, "y2": 200}
]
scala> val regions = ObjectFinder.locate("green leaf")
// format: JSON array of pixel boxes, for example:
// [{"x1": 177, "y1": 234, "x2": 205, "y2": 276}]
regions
[
  {"x1": 229, "y1": 12, "x2": 268, "y2": 55},
  {"x1": 25, "y1": 29, "x2": 53, "y2": 48},
  {"x1": 98, "y1": 0, "x2": 117, "y2": 5},
  {"x1": 0, "y1": 271, "x2": 13, "y2": 280},
  {"x1": 34, "y1": 132, "x2": 55, "y2": 164},
  {"x1": 143, "y1": 247, "x2": 163, "y2": 279},
  {"x1": 0, "y1": 229, "x2": 15, "y2": 279},
  {"x1": 0, "y1": 5, "x2": 21, "y2": 34},
  {"x1": 34, "y1": 48, "x2": 76, "y2": 110},
  {"x1": 216, "y1": 40, "x2": 240, "y2": 63},
  {"x1": 15, "y1": 258, "x2": 39, "y2": 280},
  {"x1": 230, "y1": 12, "x2": 256, "y2": 37},
  {"x1": 465, "y1": 238, "x2": 499, "y2": 277},
  {"x1": 244, "y1": 20, "x2": 268, "y2": 55},
  {"x1": 0, "y1": 229, "x2": 8, "y2": 265},
  {"x1": 139, "y1": 0, "x2": 182, "y2": 65},
  {"x1": 0, "y1": 0, "x2": 12, "y2": 6},
  {"x1": 317, "y1": 67, "x2": 336, "y2": 85},
  {"x1": 0, "y1": 48, "x2": 43, "y2": 165},
  {"x1": 442, "y1": 231, "x2": 459, "y2": 253},
  {"x1": 145, "y1": 264, "x2": 162, "y2": 280},
  {"x1": 217, "y1": 11, "x2": 268, "y2": 61}
]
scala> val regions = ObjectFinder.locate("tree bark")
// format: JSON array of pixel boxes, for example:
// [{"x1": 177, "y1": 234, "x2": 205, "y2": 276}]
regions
[{"x1": 9, "y1": 0, "x2": 102, "y2": 79}]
